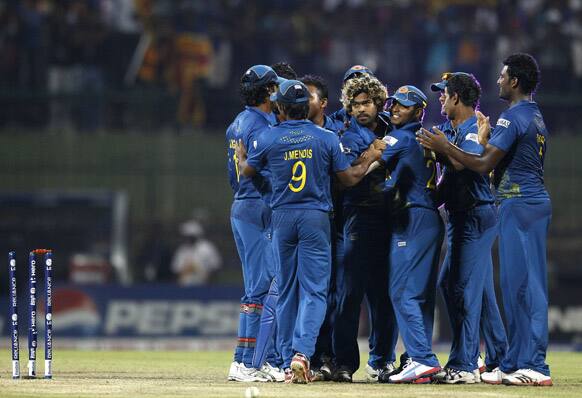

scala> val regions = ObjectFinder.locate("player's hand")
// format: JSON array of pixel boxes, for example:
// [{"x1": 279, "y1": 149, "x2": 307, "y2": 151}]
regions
[
  {"x1": 235, "y1": 139, "x2": 247, "y2": 162},
  {"x1": 362, "y1": 144, "x2": 382, "y2": 161},
  {"x1": 372, "y1": 138, "x2": 386, "y2": 151},
  {"x1": 416, "y1": 127, "x2": 449, "y2": 154},
  {"x1": 476, "y1": 110, "x2": 491, "y2": 146}
]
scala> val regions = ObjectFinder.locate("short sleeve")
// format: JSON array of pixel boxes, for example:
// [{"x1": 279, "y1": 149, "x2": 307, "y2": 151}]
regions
[
  {"x1": 488, "y1": 114, "x2": 518, "y2": 153},
  {"x1": 246, "y1": 131, "x2": 270, "y2": 172},
  {"x1": 243, "y1": 120, "x2": 266, "y2": 153},
  {"x1": 380, "y1": 134, "x2": 404, "y2": 167},
  {"x1": 458, "y1": 132, "x2": 484, "y2": 155},
  {"x1": 329, "y1": 135, "x2": 351, "y2": 172}
]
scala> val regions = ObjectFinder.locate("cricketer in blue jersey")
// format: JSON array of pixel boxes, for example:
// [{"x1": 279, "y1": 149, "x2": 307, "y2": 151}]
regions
[
  {"x1": 418, "y1": 54, "x2": 553, "y2": 387},
  {"x1": 375, "y1": 85, "x2": 444, "y2": 384},
  {"x1": 332, "y1": 74, "x2": 398, "y2": 383},
  {"x1": 329, "y1": 65, "x2": 375, "y2": 128},
  {"x1": 426, "y1": 72, "x2": 507, "y2": 384},
  {"x1": 248, "y1": 63, "x2": 299, "y2": 379},
  {"x1": 225, "y1": 64, "x2": 285, "y2": 382},
  {"x1": 236, "y1": 79, "x2": 386, "y2": 384},
  {"x1": 300, "y1": 74, "x2": 344, "y2": 380}
]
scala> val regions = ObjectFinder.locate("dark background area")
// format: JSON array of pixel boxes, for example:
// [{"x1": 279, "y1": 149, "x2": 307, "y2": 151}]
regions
[{"x1": 0, "y1": 0, "x2": 580, "y2": 342}]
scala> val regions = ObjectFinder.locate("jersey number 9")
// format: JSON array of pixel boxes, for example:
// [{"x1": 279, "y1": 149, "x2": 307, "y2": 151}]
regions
[{"x1": 289, "y1": 161, "x2": 307, "y2": 192}]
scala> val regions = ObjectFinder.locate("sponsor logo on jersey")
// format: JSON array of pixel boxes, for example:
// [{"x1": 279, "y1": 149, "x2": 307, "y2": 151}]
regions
[
  {"x1": 397, "y1": 241, "x2": 406, "y2": 247},
  {"x1": 383, "y1": 135, "x2": 399, "y2": 146},
  {"x1": 340, "y1": 143, "x2": 351, "y2": 153},
  {"x1": 497, "y1": 118, "x2": 511, "y2": 128},
  {"x1": 253, "y1": 140, "x2": 257, "y2": 149},
  {"x1": 465, "y1": 133, "x2": 479, "y2": 143}
]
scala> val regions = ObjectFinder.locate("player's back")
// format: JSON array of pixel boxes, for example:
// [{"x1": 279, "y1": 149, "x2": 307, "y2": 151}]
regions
[
  {"x1": 382, "y1": 121, "x2": 437, "y2": 211},
  {"x1": 258, "y1": 120, "x2": 343, "y2": 211},
  {"x1": 489, "y1": 100, "x2": 549, "y2": 200},
  {"x1": 226, "y1": 107, "x2": 274, "y2": 199}
]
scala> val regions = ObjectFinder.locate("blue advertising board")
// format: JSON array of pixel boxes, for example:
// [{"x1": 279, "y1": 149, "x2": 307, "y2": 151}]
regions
[{"x1": 1, "y1": 284, "x2": 243, "y2": 338}]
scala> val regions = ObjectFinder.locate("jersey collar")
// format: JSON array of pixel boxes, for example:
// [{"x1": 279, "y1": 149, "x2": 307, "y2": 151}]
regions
[
  {"x1": 456, "y1": 114, "x2": 477, "y2": 133},
  {"x1": 279, "y1": 119, "x2": 312, "y2": 127}
]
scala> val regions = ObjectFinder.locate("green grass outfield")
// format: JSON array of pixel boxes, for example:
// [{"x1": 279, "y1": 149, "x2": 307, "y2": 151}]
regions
[{"x1": 0, "y1": 350, "x2": 581, "y2": 398}]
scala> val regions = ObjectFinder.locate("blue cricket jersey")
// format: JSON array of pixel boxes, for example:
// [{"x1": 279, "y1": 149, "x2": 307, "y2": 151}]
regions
[
  {"x1": 488, "y1": 100, "x2": 549, "y2": 201},
  {"x1": 436, "y1": 116, "x2": 495, "y2": 211},
  {"x1": 323, "y1": 114, "x2": 345, "y2": 134},
  {"x1": 226, "y1": 106, "x2": 276, "y2": 200},
  {"x1": 340, "y1": 112, "x2": 392, "y2": 207},
  {"x1": 246, "y1": 120, "x2": 350, "y2": 211},
  {"x1": 381, "y1": 121, "x2": 437, "y2": 210},
  {"x1": 329, "y1": 108, "x2": 349, "y2": 125}
]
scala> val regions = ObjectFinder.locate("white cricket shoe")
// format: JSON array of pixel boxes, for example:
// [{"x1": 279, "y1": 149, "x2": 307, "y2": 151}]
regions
[
  {"x1": 502, "y1": 369, "x2": 553, "y2": 387},
  {"x1": 439, "y1": 368, "x2": 477, "y2": 384},
  {"x1": 388, "y1": 358, "x2": 440, "y2": 384},
  {"x1": 432, "y1": 368, "x2": 447, "y2": 382},
  {"x1": 366, "y1": 362, "x2": 395, "y2": 382},
  {"x1": 232, "y1": 364, "x2": 271, "y2": 382},
  {"x1": 261, "y1": 363, "x2": 285, "y2": 382},
  {"x1": 473, "y1": 368, "x2": 481, "y2": 383},
  {"x1": 227, "y1": 361, "x2": 241, "y2": 381},
  {"x1": 481, "y1": 367, "x2": 507, "y2": 385},
  {"x1": 364, "y1": 364, "x2": 379, "y2": 382}
]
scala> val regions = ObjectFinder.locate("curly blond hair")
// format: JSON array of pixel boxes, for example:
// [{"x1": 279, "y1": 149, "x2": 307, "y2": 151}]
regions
[{"x1": 341, "y1": 74, "x2": 388, "y2": 114}]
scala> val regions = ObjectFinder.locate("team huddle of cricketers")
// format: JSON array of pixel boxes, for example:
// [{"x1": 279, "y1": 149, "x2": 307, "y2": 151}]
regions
[{"x1": 225, "y1": 52, "x2": 553, "y2": 387}]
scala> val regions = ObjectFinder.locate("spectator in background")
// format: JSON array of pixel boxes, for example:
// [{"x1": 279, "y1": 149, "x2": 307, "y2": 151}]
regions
[
  {"x1": 171, "y1": 219, "x2": 222, "y2": 285},
  {"x1": 565, "y1": 6, "x2": 582, "y2": 90},
  {"x1": 69, "y1": 0, "x2": 107, "y2": 132},
  {"x1": 533, "y1": 7, "x2": 571, "y2": 93},
  {"x1": 172, "y1": 4, "x2": 214, "y2": 131},
  {"x1": 16, "y1": 0, "x2": 49, "y2": 127}
]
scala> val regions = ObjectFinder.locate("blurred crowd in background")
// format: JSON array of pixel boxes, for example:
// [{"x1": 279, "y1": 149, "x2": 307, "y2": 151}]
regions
[
  {"x1": 0, "y1": 0, "x2": 580, "y2": 134},
  {"x1": 0, "y1": 0, "x2": 580, "y2": 286}
]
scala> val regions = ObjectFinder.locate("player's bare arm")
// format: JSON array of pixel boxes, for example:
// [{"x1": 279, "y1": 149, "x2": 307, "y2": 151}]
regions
[
  {"x1": 417, "y1": 127, "x2": 506, "y2": 175},
  {"x1": 235, "y1": 139, "x2": 257, "y2": 178},
  {"x1": 336, "y1": 144, "x2": 383, "y2": 187}
]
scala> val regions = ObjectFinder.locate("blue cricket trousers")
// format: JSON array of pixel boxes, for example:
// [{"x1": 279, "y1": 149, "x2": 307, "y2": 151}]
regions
[
  {"x1": 312, "y1": 210, "x2": 344, "y2": 368},
  {"x1": 439, "y1": 204, "x2": 501, "y2": 372},
  {"x1": 498, "y1": 198, "x2": 552, "y2": 376},
  {"x1": 389, "y1": 207, "x2": 443, "y2": 368},
  {"x1": 230, "y1": 198, "x2": 275, "y2": 366},
  {"x1": 479, "y1": 258, "x2": 508, "y2": 369},
  {"x1": 272, "y1": 208, "x2": 331, "y2": 369},
  {"x1": 334, "y1": 206, "x2": 397, "y2": 373}
]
